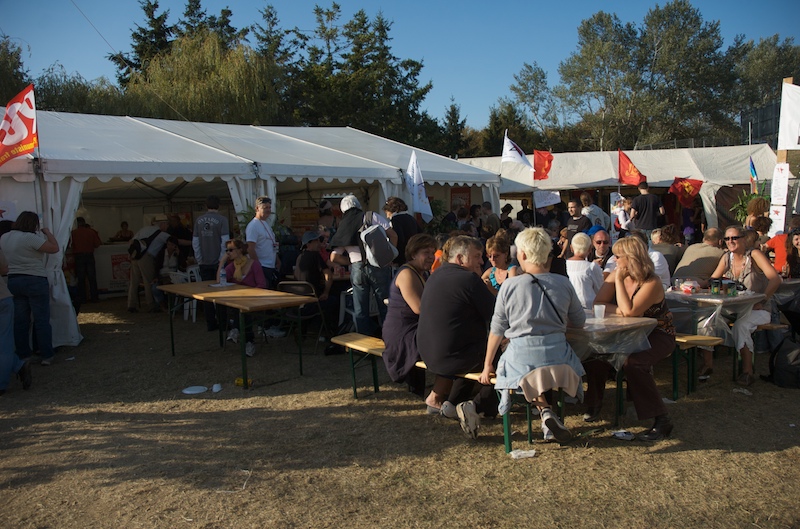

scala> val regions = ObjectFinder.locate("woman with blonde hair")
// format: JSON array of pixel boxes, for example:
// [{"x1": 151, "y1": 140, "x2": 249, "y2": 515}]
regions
[
  {"x1": 479, "y1": 228, "x2": 586, "y2": 442},
  {"x1": 584, "y1": 236, "x2": 676, "y2": 441}
]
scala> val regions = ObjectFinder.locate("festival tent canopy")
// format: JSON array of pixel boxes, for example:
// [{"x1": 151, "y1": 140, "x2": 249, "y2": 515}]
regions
[{"x1": 459, "y1": 143, "x2": 781, "y2": 195}]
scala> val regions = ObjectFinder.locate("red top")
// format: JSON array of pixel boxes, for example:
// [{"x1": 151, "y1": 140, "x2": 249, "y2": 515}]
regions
[{"x1": 71, "y1": 226, "x2": 101, "y2": 254}]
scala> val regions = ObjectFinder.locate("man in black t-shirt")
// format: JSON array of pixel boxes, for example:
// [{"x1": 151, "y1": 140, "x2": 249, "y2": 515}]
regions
[
  {"x1": 561, "y1": 200, "x2": 592, "y2": 259},
  {"x1": 630, "y1": 182, "x2": 664, "y2": 237}
]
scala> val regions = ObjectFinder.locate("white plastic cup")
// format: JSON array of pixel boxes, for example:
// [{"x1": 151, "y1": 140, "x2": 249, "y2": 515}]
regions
[
  {"x1": 212, "y1": 383, "x2": 222, "y2": 393},
  {"x1": 593, "y1": 304, "x2": 606, "y2": 319}
]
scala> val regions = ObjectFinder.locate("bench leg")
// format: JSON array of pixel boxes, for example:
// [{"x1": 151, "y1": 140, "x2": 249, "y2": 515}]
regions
[
  {"x1": 348, "y1": 348, "x2": 381, "y2": 399},
  {"x1": 672, "y1": 347, "x2": 680, "y2": 401},
  {"x1": 349, "y1": 348, "x2": 359, "y2": 399},
  {"x1": 503, "y1": 410, "x2": 512, "y2": 453}
]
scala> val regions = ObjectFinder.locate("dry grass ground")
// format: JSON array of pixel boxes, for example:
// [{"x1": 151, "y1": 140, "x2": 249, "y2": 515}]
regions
[{"x1": 1, "y1": 296, "x2": 799, "y2": 528}]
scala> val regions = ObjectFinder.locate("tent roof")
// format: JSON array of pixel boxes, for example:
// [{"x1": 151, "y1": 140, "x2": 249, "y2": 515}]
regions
[
  {"x1": 257, "y1": 126, "x2": 500, "y2": 187},
  {"x1": 460, "y1": 144, "x2": 783, "y2": 195}
]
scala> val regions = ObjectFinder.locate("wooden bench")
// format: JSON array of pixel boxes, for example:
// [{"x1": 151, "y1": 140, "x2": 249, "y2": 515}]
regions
[
  {"x1": 672, "y1": 334, "x2": 724, "y2": 399},
  {"x1": 332, "y1": 332, "x2": 572, "y2": 452}
]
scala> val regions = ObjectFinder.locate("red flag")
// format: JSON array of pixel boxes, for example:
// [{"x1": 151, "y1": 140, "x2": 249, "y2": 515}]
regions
[
  {"x1": 0, "y1": 84, "x2": 37, "y2": 168},
  {"x1": 533, "y1": 150, "x2": 553, "y2": 181},
  {"x1": 618, "y1": 149, "x2": 646, "y2": 186},
  {"x1": 668, "y1": 177, "x2": 703, "y2": 208}
]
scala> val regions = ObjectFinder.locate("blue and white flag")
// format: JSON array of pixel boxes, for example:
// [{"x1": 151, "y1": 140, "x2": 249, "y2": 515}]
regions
[
  {"x1": 501, "y1": 133, "x2": 533, "y2": 169},
  {"x1": 406, "y1": 150, "x2": 433, "y2": 223}
]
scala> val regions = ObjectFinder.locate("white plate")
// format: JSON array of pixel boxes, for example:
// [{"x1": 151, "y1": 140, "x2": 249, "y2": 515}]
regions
[
  {"x1": 209, "y1": 283, "x2": 225, "y2": 288},
  {"x1": 182, "y1": 385, "x2": 208, "y2": 394}
]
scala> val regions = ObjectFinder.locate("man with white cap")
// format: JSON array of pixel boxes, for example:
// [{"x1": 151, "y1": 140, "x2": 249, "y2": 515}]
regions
[{"x1": 328, "y1": 194, "x2": 397, "y2": 336}]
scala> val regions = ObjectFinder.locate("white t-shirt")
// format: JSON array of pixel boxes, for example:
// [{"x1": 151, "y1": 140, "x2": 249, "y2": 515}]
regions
[
  {"x1": 0, "y1": 231, "x2": 48, "y2": 277},
  {"x1": 330, "y1": 211, "x2": 391, "y2": 264},
  {"x1": 245, "y1": 217, "x2": 278, "y2": 268},
  {"x1": 604, "y1": 251, "x2": 671, "y2": 289},
  {"x1": 566, "y1": 259, "x2": 604, "y2": 310}
]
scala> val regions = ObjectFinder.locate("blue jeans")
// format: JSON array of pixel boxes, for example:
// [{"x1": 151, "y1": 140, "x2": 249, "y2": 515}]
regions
[
  {"x1": 350, "y1": 261, "x2": 390, "y2": 336},
  {"x1": 8, "y1": 275, "x2": 54, "y2": 360},
  {"x1": 0, "y1": 297, "x2": 24, "y2": 390}
]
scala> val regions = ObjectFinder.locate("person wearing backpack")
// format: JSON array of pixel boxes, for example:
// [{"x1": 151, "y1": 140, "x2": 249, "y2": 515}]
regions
[{"x1": 329, "y1": 194, "x2": 397, "y2": 337}]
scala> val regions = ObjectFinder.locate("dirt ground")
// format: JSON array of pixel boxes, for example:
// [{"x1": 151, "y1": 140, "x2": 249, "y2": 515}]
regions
[{"x1": 1, "y1": 296, "x2": 799, "y2": 528}]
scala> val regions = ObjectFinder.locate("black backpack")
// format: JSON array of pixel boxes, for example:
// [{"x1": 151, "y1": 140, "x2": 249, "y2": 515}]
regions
[
  {"x1": 766, "y1": 338, "x2": 800, "y2": 388},
  {"x1": 128, "y1": 228, "x2": 162, "y2": 260}
]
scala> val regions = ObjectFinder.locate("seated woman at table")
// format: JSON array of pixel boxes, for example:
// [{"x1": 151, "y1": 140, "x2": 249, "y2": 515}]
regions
[
  {"x1": 218, "y1": 239, "x2": 266, "y2": 357},
  {"x1": 382, "y1": 233, "x2": 437, "y2": 399},
  {"x1": 778, "y1": 229, "x2": 800, "y2": 336},
  {"x1": 480, "y1": 234, "x2": 518, "y2": 294},
  {"x1": 705, "y1": 225, "x2": 782, "y2": 386},
  {"x1": 585, "y1": 236, "x2": 676, "y2": 441},
  {"x1": 479, "y1": 227, "x2": 586, "y2": 443},
  {"x1": 566, "y1": 232, "x2": 603, "y2": 310}
]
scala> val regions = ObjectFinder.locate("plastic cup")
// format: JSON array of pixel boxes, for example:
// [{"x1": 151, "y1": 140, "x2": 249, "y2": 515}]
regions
[{"x1": 593, "y1": 305, "x2": 606, "y2": 319}]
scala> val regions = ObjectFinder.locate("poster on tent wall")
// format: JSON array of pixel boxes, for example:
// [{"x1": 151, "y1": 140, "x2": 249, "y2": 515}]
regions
[
  {"x1": 291, "y1": 206, "x2": 319, "y2": 235},
  {"x1": 769, "y1": 205, "x2": 786, "y2": 237},
  {"x1": 771, "y1": 163, "x2": 790, "y2": 205},
  {"x1": 450, "y1": 186, "x2": 470, "y2": 209},
  {"x1": 0, "y1": 200, "x2": 17, "y2": 221}
]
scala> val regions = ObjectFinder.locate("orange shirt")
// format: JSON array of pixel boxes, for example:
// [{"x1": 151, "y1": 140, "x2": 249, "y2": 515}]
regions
[
  {"x1": 430, "y1": 249, "x2": 444, "y2": 272},
  {"x1": 766, "y1": 234, "x2": 787, "y2": 272},
  {"x1": 71, "y1": 226, "x2": 102, "y2": 254}
]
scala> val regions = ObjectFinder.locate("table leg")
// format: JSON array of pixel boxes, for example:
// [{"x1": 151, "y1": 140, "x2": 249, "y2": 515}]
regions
[
  {"x1": 297, "y1": 316, "x2": 303, "y2": 376},
  {"x1": 168, "y1": 293, "x2": 175, "y2": 356},
  {"x1": 239, "y1": 312, "x2": 249, "y2": 389}
]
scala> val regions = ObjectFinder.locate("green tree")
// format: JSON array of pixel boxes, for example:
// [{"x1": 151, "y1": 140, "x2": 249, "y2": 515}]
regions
[
  {"x1": 0, "y1": 37, "x2": 30, "y2": 102},
  {"x1": 637, "y1": 0, "x2": 737, "y2": 143},
  {"x1": 557, "y1": 11, "x2": 642, "y2": 150},
  {"x1": 177, "y1": 0, "x2": 248, "y2": 49},
  {"x1": 123, "y1": 31, "x2": 280, "y2": 124},
  {"x1": 439, "y1": 98, "x2": 466, "y2": 158},
  {"x1": 735, "y1": 35, "x2": 800, "y2": 108},
  {"x1": 109, "y1": 0, "x2": 175, "y2": 86}
]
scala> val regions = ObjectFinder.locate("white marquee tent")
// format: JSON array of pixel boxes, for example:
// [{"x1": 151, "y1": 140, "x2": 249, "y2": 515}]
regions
[
  {"x1": 0, "y1": 109, "x2": 500, "y2": 348},
  {"x1": 459, "y1": 143, "x2": 792, "y2": 228}
]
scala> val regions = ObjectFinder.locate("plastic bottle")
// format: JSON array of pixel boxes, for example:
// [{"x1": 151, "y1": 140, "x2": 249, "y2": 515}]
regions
[{"x1": 219, "y1": 267, "x2": 228, "y2": 286}]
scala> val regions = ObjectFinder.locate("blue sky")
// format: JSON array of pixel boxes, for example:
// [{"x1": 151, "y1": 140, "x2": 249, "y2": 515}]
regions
[{"x1": 3, "y1": 0, "x2": 799, "y2": 128}]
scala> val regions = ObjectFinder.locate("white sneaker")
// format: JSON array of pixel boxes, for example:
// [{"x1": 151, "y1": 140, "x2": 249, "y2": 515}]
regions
[
  {"x1": 245, "y1": 342, "x2": 256, "y2": 357},
  {"x1": 226, "y1": 328, "x2": 239, "y2": 343},
  {"x1": 456, "y1": 400, "x2": 480, "y2": 439},
  {"x1": 542, "y1": 409, "x2": 572, "y2": 443},
  {"x1": 265, "y1": 327, "x2": 286, "y2": 338},
  {"x1": 542, "y1": 422, "x2": 555, "y2": 442}
]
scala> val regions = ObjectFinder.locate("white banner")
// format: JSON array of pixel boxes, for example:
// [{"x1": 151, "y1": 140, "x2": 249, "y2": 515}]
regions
[
  {"x1": 406, "y1": 151, "x2": 433, "y2": 223},
  {"x1": 778, "y1": 82, "x2": 800, "y2": 150},
  {"x1": 771, "y1": 163, "x2": 790, "y2": 205},
  {"x1": 533, "y1": 190, "x2": 561, "y2": 208}
]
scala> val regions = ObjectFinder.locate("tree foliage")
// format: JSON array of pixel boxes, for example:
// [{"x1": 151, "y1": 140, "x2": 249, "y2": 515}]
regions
[{"x1": 0, "y1": 37, "x2": 30, "y2": 102}]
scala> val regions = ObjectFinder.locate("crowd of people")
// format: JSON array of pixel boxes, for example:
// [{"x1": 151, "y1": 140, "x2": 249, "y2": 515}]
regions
[{"x1": 2, "y1": 189, "x2": 797, "y2": 450}]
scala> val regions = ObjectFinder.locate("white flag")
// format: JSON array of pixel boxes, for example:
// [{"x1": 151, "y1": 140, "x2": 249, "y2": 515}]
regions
[
  {"x1": 501, "y1": 135, "x2": 533, "y2": 169},
  {"x1": 778, "y1": 82, "x2": 800, "y2": 150},
  {"x1": 406, "y1": 151, "x2": 433, "y2": 223}
]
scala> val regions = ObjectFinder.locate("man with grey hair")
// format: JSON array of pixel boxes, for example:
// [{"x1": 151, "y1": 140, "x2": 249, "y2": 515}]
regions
[
  {"x1": 416, "y1": 235, "x2": 497, "y2": 438},
  {"x1": 329, "y1": 194, "x2": 397, "y2": 336},
  {"x1": 246, "y1": 196, "x2": 280, "y2": 289}
]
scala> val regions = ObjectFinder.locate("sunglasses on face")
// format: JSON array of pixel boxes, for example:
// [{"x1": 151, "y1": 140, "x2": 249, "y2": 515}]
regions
[
  {"x1": 595, "y1": 240, "x2": 610, "y2": 245},
  {"x1": 724, "y1": 236, "x2": 742, "y2": 242}
]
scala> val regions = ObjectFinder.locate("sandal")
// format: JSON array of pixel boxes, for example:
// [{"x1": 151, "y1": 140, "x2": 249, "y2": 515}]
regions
[{"x1": 737, "y1": 372, "x2": 755, "y2": 387}]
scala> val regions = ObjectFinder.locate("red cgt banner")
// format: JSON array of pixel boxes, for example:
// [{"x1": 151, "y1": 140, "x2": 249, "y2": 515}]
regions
[{"x1": 0, "y1": 84, "x2": 38, "y2": 168}]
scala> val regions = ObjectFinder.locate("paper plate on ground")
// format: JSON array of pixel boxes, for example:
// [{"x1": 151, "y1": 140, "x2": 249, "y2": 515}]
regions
[{"x1": 182, "y1": 385, "x2": 208, "y2": 394}]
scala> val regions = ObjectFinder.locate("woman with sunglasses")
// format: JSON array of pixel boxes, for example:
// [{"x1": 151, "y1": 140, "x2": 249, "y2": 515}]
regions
[
  {"x1": 218, "y1": 239, "x2": 266, "y2": 357},
  {"x1": 706, "y1": 225, "x2": 782, "y2": 385}
]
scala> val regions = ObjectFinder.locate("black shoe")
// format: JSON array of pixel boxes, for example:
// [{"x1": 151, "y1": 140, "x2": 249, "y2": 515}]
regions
[
  {"x1": 583, "y1": 406, "x2": 602, "y2": 423},
  {"x1": 17, "y1": 361, "x2": 32, "y2": 390},
  {"x1": 637, "y1": 415, "x2": 674, "y2": 441}
]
